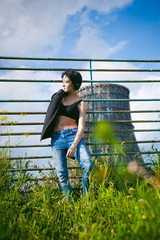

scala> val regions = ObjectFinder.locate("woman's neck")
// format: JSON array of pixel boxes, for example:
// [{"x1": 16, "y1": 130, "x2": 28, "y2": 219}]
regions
[{"x1": 65, "y1": 90, "x2": 78, "y2": 98}]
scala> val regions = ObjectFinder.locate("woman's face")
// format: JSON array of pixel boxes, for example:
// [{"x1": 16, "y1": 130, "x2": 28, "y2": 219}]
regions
[{"x1": 62, "y1": 75, "x2": 75, "y2": 93}]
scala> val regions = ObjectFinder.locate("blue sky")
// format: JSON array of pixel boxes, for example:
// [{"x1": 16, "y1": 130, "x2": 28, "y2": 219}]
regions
[
  {"x1": 111, "y1": 0, "x2": 160, "y2": 59},
  {"x1": 0, "y1": 0, "x2": 160, "y2": 163},
  {"x1": 58, "y1": 0, "x2": 160, "y2": 59},
  {"x1": 0, "y1": 0, "x2": 160, "y2": 59}
]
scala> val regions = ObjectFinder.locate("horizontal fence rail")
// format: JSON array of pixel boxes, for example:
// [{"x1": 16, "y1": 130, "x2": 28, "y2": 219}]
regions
[
  {"x1": 2, "y1": 152, "x2": 159, "y2": 161},
  {"x1": 1, "y1": 140, "x2": 160, "y2": 148},
  {"x1": 1, "y1": 110, "x2": 160, "y2": 114},
  {"x1": 1, "y1": 56, "x2": 160, "y2": 62},
  {"x1": 1, "y1": 99, "x2": 160, "y2": 102},
  {"x1": 1, "y1": 67, "x2": 160, "y2": 72},
  {"x1": 1, "y1": 152, "x2": 160, "y2": 160},
  {"x1": 0, "y1": 56, "x2": 160, "y2": 181},
  {"x1": 1, "y1": 129, "x2": 160, "y2": 135},
  {"x1": 1, "y1": 120, "x2": 160, "y2": 126},
  {"x1": 1, "y1": 79, "x2": 160, "y2": 83}
]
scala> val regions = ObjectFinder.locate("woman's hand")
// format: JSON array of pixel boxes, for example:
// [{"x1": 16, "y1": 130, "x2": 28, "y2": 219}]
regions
[{"x1": 66, "y1": 146, "x2": 76, "y2": 158}]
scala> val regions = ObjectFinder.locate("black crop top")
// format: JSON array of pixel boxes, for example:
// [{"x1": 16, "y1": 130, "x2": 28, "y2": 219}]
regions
[{"x1": 57, "y1": 100, "x2": 83, "y2": 124}]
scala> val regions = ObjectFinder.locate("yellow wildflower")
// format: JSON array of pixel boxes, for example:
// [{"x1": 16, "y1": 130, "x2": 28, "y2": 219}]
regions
[
  {"x1": 2, "y1": 110, "x2": 8, "y2": 114},
  {"x1": 23, "y1": 133, "x2": 30, "y2": 137},
  {"x1": 1, "y1": 116, "x2": 9, "y2": 121},
  {"x1": 20, "y1": 112, "x2": 27, "y2": 116}
]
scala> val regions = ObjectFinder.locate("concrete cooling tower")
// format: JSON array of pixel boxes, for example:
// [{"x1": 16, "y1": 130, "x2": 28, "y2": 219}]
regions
[{"x1": 78, "y1": 83, "x2": 142, "y2": 163}]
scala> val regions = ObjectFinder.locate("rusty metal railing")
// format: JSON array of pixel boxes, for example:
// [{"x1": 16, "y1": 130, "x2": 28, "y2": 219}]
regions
[{"x1": 0, "y1": 56, "x2": 160, "y2": 180}]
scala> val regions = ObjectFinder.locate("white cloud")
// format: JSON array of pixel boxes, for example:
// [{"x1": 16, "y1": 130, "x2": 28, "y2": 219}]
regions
[
  {"x1": 85, "y1": 0, "x2": 134, "y2": 13},
  {"x1": 0, "y1": 0, "x2": 133, "y2": 56},
  {"x1": 0, "y1": 68, "x2": 61, "y2": 100},
  {"x1": 0, "y1": 0, "x2": 67, "y2": 56},
  {"x1": 73, "y1": 26, "x2": 128, "y2": 58}
]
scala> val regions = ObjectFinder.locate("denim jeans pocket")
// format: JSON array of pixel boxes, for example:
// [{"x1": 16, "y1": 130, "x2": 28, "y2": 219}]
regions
[
  {"x1": 51, "y1": 134, "x2": 59, "y2": 148},
  {"x1": 70, "y1": 128, "x2": 77, "y2": 134}
]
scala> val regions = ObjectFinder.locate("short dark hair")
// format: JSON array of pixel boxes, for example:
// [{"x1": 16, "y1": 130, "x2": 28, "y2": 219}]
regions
[{"x1": 61, "y1": 69, "x2": 82, "y2": 90}]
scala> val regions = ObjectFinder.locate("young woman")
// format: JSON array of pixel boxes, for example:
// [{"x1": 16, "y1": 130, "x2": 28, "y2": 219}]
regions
[{"x1": 41, "y1": 69, "x2": 93, "y2": 199}]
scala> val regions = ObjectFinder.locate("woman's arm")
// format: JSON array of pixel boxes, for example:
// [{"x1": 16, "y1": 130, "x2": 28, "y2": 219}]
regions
[{"x1": 66, "y1": 101, "x2": 86, "y2": 158}]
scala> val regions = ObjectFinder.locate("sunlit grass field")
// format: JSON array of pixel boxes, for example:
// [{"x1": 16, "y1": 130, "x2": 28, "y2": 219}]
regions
[
  {"x1": 0, "y1": 120, "x2": 160, "y2": 239},
  {"x1": 0, "y1": 151, "x2": 160, "y2": 240}
]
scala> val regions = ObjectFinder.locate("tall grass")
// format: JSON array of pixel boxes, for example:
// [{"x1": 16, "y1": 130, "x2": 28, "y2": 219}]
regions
[
  {"x1": 0, "y1": 161, "x2": 160, "y2": 240},
  {"x1": 0, "y1": 120, "x2": 160, "y2": 239}
]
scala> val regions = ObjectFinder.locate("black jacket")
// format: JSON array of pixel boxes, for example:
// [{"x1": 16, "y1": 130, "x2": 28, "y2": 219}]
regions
[{"x1": 40, "y1": 89, "x2": 65, "y2": 140}]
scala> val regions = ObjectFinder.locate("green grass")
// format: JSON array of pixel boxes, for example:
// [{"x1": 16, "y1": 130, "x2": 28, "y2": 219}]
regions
[
  {"x1": 0, "y1": 156, "x2": 160, "y2": 240},
  {"x1": 1, "y1": 119, "x2": 160, "y2": 239}
]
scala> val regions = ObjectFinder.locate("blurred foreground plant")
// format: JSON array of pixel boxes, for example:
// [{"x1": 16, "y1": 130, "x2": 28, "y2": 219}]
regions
[{"x1": 92, "y1": 121, "x2": 124, "y2": 186}]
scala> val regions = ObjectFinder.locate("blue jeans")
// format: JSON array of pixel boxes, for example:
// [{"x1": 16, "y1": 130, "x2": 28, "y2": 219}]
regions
[{"x1": 51, "y1": 127, "x2": 93, "y2": 199}]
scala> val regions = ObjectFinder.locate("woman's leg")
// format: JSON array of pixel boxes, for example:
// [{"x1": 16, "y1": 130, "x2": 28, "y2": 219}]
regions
[
  {"x1": 51, "y1": 133, "x2": 72, "y2": 199},
  {"x1": 65, "y1": 129, "x2": 93, "y2": 198},
  {"x1": 52, "y1": 148, "x2": 72, "y2": 198},
  {"x1": 75, "y1": 138, "x2": 94, "y2": 198}
]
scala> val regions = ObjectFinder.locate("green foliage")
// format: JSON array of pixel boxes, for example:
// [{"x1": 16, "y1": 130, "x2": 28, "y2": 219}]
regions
[
  {"x1": 0, "y1": 143, "x2": 160, "y2": 240},
  {"x1": 1, "y1": 119, "x2": 160, "y2": 239},
  {"x1": 0, "y1": 171, "x2": 160, "y2": 240}
]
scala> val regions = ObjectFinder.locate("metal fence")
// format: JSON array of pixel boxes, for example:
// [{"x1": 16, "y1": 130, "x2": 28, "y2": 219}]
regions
[{"x1": 0, "y1": 56, "x2": 160, "y2": 180}]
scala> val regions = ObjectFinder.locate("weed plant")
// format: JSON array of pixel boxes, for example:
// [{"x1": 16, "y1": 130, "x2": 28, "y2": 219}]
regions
[{"x1": 0, "y1": 120, "x2": 160, "y2": 239}]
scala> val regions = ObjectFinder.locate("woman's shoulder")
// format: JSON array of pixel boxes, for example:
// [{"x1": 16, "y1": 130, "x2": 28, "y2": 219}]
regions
[
  {"x1": 51, "y1": 89, "x2": 64, "y2": 99},
  {"x1": 78, "y1": 99, "x2": 86, "y2": 110}
]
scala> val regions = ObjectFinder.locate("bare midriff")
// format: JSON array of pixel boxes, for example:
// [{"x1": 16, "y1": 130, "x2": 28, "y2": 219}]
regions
[{"x1": 54, "y1": 115, "x2": 78, "y2": 131}]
